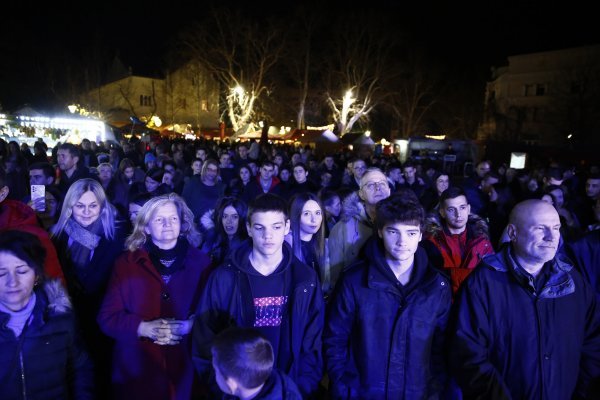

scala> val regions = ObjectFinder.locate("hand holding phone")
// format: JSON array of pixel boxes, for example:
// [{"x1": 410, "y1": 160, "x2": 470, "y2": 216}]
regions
[{"x1": 31, "y1": 185, "x2": 46, "y2": 212}]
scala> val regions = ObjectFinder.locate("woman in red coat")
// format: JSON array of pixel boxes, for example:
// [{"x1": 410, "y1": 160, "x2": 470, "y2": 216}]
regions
[{"x1": 98, "y1": 193, "x2": 210, "y2": 400}]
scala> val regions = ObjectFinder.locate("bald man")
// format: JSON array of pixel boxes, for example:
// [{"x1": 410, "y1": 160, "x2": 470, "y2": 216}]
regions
[{"x1": 448, "y1": 200, "x2": 600, "y2": 399}]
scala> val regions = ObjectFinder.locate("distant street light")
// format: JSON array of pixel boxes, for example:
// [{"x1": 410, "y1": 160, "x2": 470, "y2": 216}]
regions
[{"x1": 68, "y1": 104, "x2": 77, "y2": 114}]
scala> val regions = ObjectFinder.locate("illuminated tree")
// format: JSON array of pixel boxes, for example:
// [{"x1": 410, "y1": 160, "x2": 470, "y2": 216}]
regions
[
  {"x1": 178, "y1": 8, "x2": 285, "y2": 138},
  {"x1": 323, "y1": 17, "x2": 397, "y2": 137}
]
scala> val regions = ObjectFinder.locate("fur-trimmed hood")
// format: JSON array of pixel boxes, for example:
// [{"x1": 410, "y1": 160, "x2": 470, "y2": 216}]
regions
[
  {"x1": 424, "y1": 212, "x2": 490, "y2": 240},
  {"x1": 200, "y1": 209, "x2": 215, "y2": 231},
  {"x1": 42, "y1": 279, "x2": 72, "y2": 314},
  {"x1": 340, "y1": 191, "x2": 366, "y2": 222}
]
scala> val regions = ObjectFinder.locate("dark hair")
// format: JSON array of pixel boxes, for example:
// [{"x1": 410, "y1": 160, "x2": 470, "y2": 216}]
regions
[
  {"x1": 288, "y1": 192, "x2": 325, "y2": 265},
  {"x1": 248, "y1": 193, "x2": 288, "y2": 222},
  {"x1": 385, "y1": 162, "x2": 402, "y2": 174},
  {"x1": 145, "y1": 167, "x2": 164, "y2": 182},
  {"x1": 119, "y1": 158, "x2": 135, "y2": 172},
  {"x1": 0, "y1": 230, "x2": 46, "y2": 281},
  {"x1": 544, "y1": 167, "x2": 563, "y2": 181},
  {"x1": 129, "y1": 191, "x2": 154, "y2": 207},
  {"x1": 215, "y1": 197, "x2": 248, "y2": 239},
  {"x1": 212, "y1": 327, "x2": 273, "y2": 388},
  {"x1": 439, "y1": 186, "x2": 468, "y2": 206},
  {"x1": 28, "y1": 162, "x2": 55, "y2": 179},
  {"x1": 292, "y1": 162, "x2": 307, "y2": 172},
  {"x1": 58, "y1": 143, "x2": 80, "y2": 158},
  {"x1": 375, "y1": 196, "x2": 425, "y2": 231},
  {"x1": 319, "y1": 188, "x2": 340, "y2": 208}
]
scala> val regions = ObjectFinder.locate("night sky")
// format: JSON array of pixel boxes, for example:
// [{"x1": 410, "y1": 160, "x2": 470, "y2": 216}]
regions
[{"x1": 1, "y1": 0, "x2": 598, "y2": 112}]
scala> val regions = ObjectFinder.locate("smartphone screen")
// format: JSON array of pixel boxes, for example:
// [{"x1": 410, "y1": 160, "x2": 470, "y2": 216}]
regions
[{"x1": 31, "y1": 184, "x2": 46, "y2": 212}]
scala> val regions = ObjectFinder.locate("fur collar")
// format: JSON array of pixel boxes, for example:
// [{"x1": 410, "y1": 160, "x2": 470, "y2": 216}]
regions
[
  {"x1": 43, "y1": 280, "x2": 72, "y2": 314},
  {"x1": 424, "y1": 212, "x2": 490, "y2": 239}
]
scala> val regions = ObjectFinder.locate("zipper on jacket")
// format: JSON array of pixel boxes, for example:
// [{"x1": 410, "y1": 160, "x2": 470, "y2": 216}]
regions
[{"x1": 20, "y1": 351, "x2": 27, "y2": 400}]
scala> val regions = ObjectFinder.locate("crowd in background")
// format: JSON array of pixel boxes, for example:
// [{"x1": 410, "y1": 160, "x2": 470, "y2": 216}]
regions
[{"x1": 0, "y1": 135, "x2": 599, "y2": 399}]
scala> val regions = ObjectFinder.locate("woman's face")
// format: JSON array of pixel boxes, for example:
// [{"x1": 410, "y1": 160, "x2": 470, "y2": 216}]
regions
[
  {"x1": 192, "y1": 161, "x2": 203, "y2": 175},
  {"x1": 0, "y1": 251, "x2": 36, "y2": 311},
  {"x1": 325, "y1": 196, "x2": 341, "y2": 218},
  {"x1": 124, "y1": 167, "x2": 135, "y2": 180},
  {"x1": 299, "y1": 200, "x2": 323, "y2": 237},
  {"x1": 145, "y1": 202, "x2": 181, "y2": 249},
  {"x1": 279, "y1": 169, "x2": 290, "y2": 182},
  {"x1": 222, "y1": 205, "x2": 240, "y2": 238},
  {"x1": 239, "y1": 168, "x2": 251, "y2": 183},
  {"x1": 436, "y1": 175, "x2": 450, "y2": 194},
  {"x1": 72, "y1": 191, "x2": 101, "y2": 227},
  {"x1": 145, "y1": 176, "x2": 160, "y2": 193}
]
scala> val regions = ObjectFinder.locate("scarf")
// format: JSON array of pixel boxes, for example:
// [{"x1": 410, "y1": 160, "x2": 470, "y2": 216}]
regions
[
  {"x1": 145, "y1": 238, "x2": 189, "y2": 283},
  {"x1": 0, "y1": 293, "x2": 36, "y2": 337},
  {"x1": 65, "y1": 217, "x2": 103, "y2": 270}
]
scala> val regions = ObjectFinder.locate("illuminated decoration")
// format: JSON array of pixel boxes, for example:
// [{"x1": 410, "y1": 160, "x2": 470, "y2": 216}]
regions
[
  {"x1": 67, "y1": 104, "x2": 78, "y2": 114},
  {"x1": 510, "y1": 152, "x2": 527, "y2": 169},
  {"x1": 307, "y1": 124, "x2": 335, "y2": 131},
  {"x1": 567, "y1": 134, "x2": 573, "y2": 139},
  {"x1": 365, "y1": 130, "x2": 371, "y2": 137},
  {"x1": 425, "y1": 134, "x2": 446, "y2": 140},
  {"x1": 380, "y1": 138, "x2": 390, "y2": 145},
  {"x1": 149, "y1": 115, "x2": 162, "y2": 128}
]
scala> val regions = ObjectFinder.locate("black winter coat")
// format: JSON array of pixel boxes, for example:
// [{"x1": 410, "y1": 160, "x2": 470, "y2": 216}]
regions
[
  {"x1": 0, "y1": 281, "x2": 93, "y2": 400},
  {"x1": 324, "y1": 240, "x2": 452, "y2": 399}
]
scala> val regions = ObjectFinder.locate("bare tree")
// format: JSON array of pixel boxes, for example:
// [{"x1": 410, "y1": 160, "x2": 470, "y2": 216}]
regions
[
  {"x1": 178, "y1": 8, "x2": 285, "y2": 138},
  {"x1": 323, "y1": 17, "x2": 397, "y2": 137}
]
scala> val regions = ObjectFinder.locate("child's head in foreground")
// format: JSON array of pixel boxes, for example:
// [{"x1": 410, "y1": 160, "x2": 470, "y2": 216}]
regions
[{"x1": 211, "y1": 327, "x2": 274, "y2": 396}]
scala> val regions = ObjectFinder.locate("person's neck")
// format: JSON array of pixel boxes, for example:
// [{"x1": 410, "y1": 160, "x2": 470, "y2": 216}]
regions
[
  {"x1": 249, "y1": 249, "x2": 283, "y2": 276},
  {"x1": 237, "y1": 383, "x2": 264, "y2": 400},
  {"x1": 202, "y1": 178, "x2": 215, "y2": 186},
  {"x1": 300, "y1": 231, "x2": 313, "y2": 241},
  {"x1": 153, "y1": 239, "x2": 177, "y2": 250},
  {"x1": 64, "y1": 166, "x2": 76, "y2": 178},
  {"x1": 446, "y1": 223, "x2": 466, "y2": 235},
  {"x1": 365, "y1": 203, "x2": 377, "y2": 221},
  {"x1": 513, "y1": 248, "x2": 544, "y2": 277},
  {"x1": 260, "y1": 177, "x2": 272, "y2": 186},
  {"x1": 386, "y1": 255, "x2": 414, "y2": 283},
  {"x1": 406, "y1": 176, "x2": 416, "y2": 184}
]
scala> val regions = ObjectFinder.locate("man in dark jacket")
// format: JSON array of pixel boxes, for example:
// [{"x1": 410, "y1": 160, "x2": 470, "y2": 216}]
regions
[
  {"x1": 422, "y1": 187, "x2": 494, "y2": 295},
  {"x1": 324, "y1": 196, "x2": 452, "y2": 399},
  {"x1": 448, "y1": 199, "x2": 600, "y2": 399},
  {"x1": 193, "y1": 194, "x2": 324, "y2": 398}
]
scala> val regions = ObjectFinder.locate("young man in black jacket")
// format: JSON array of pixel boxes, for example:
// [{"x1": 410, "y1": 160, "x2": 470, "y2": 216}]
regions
[{"x1": 324, "y1": 196, "x2": 451, "y2": 399}]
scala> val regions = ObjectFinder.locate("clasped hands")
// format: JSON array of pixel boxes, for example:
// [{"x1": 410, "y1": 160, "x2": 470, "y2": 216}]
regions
[{"x1": 138, "y1": 318, "x2": 193, "y2": 346}]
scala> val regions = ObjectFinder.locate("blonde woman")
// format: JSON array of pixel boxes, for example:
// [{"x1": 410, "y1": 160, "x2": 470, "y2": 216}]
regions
[
  {"x1": 98, "y1": 193, "x2": 210, "y2": 400},
  {"x1": 51, "y1": 177, "x2": 126, "y2": 398}
]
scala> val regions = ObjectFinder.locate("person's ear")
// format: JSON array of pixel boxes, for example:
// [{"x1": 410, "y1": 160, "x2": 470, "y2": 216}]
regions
[
  {"x1": 0, "y1": 186, "x2": 9, "y2": 203},
  {"x1": 246, "y1": 222, "x2": 252, "y2": 238},
  {"x1": 284, "y1": 219, "x2": 290, "y2": 235},
  {"x1": 378, "y1": 228, "x2": 383, "y2": 239},
  {"x1": 507, "y1": 224, "x2": 517, "y2": 241}
]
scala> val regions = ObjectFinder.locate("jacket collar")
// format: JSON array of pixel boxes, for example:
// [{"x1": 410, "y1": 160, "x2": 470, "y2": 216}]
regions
[{"x1": 483, "y1": 245, "x2": 575, "y2": 298}]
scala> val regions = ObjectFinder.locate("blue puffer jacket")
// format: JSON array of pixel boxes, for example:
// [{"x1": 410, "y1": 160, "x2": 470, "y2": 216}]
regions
[
  {"x1": 0, "y1": 281, "x2": 93, "y2": 400},
  {"x1": 448, "y1": 245, "x2": 600, "y2": 399},
  {"x1": 324, "y1": 239, "x2": 452, "y2": 399}
]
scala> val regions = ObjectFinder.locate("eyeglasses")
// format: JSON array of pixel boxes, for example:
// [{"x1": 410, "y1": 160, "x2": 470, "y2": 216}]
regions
[{"x1": 362, "y1": 181, "x2": 389, "y2": 192}]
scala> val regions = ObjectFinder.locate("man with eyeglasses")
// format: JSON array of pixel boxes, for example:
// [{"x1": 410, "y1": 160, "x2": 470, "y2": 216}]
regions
[{"x1": 328, "y1": 167, "x2": 391, "y2": 289}]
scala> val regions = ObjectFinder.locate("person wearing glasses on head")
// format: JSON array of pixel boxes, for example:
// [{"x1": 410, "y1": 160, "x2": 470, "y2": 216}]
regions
[{"x1": 328, "y1": 167, "x2": 391, "y2": 290}]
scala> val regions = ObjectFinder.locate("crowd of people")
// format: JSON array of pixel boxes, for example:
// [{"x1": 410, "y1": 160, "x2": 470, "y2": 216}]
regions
[{"x1": 0, "y1": 135, "x2": 599, "y2": 399}]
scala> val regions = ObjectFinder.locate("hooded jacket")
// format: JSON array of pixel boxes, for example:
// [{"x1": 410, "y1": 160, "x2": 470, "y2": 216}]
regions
[
  {"x1": 328, "y1": 192, "x2": 375, "y2": 290},
  {"x1": 192, "y1": 241, "x2": 324, "y2": 398},
  {"x1": 0, "y1": 280, "x2": 93, "y2": 400},
  {"x1": 324, "y1": 240, "x2": 451, "y2": 399},
  {"x1": 422, "y1": 213, "x2": 494, "y2": 294},
  {"x1": 0, "y1": 199, "x2": 63, "y2": 281},
  {"x1": 448, "y1": 245, "x2": 600, "y2": 399}
]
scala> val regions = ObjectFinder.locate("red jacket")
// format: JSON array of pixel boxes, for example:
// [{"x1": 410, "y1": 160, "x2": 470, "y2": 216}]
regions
[
  {"x1": 0, "y1": 199, "x2": 64, "y2": 281},
  {"x1": 423, "y1": 213, "x2": 494, "y2": 294}
]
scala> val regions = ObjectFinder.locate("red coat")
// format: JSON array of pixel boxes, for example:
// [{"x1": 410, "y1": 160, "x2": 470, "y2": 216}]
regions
[
  {"x1": 0, "y1": 199, "x2": 63, "y2": 281},
  {"x1": 97, "y1": 245, "x2": 210, "y2": 400},
  {"x1": 423, "y1": 213, "x2": 495, "y2": 294}
]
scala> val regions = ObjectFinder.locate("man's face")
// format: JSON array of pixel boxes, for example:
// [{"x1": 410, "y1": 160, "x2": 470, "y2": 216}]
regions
[
  {"x1": 192, "y1": 161, "x2": 202, "y2": 175},
  {"x1": 274, "y1": 155, "x2": 283, "y2": 166},
  {"x1": 293, "y1": 166, "x2": 308, "y2": 184},
  {"x1": 324, "y1": 157, "x2": 334, "y2": 169},
  {"x1": 379, "y1": 222, "x2": 422, "y2": 263},
  {"x1": 549, "y1": 188, "x2": 564, "y2": 208},
  {"x1": 260, "y1": 165, "x2": 274, "y2": 180},
  {"x1": 238, "y1": 146, "x2": 248, "y2": 159},
  {"x1": 29, "y1": 169, "x2": 51, "y2": 186},
  {"x1": 510, "y1": 203, "x2": 561, "y2": 268},
  {"x1": 476, "y1": 162, "x2": 491, "y2": 178},
  {"x1": 220, "y1": 154, "x2": 230, "y2": 167},
  {"x1": 279, "y1": 169, "x2": 290, "y2": 182},
  {"x1": 196, "y1": 149, "x2": 207, "y2": 160},
  {"x1": 586, "y1": 179, "x2": 600, "y2": 199},
  {"x1": 57, "y1": 149, "x2": 78, "y2": 172},
  {"x1": 387, "y1": 168, "x2": 402, "y2": 183},
  {"x1": 203, "y1": 164, "x2": 219, "y2": 183},
  {"x1": 403, "y1": 166, "x2": 416, "y2": 180},
  {"x1": 352, "y1": 161, "x2": 367, "y2": 180},
  {"x1": 440, "y1": 195, "x2": 470, "y2": 231},
  {"x1": 359, "y1": 171, "x2": 391, "y2": 206},
  {"x1": 247, "y1": 211, "x2": 290, "y2": 257},
  {"x1": 291, "y1": 153, "x2": 301, "y2": 165}
]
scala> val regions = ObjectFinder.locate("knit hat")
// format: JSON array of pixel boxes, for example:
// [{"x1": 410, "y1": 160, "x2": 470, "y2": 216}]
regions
[{"x1": 145, "y1": 152, "x2": 157, "y2": 164}]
